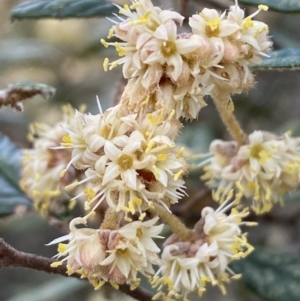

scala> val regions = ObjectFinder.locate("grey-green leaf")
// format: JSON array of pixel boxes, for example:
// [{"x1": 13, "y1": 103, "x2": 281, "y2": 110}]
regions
[
  {"x1": 233, "y1": 248, "x2": 300, "y2": 301},
  {"x1": 11, "y1": 0, "x2": 117, "y2": 20},
  {"x1": 253, "y1": 48, "x2": 300, "y2": 70},
  {"x1": 238, "y1": 0, "x2": 300, "y2": 13},
  {"x1": 0, "y1": 133, "x2": 31, "y2": 217}
]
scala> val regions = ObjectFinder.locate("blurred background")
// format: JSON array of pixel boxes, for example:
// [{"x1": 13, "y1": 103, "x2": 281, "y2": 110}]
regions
[{"x1": 1, "y1": 0, "x2": 300, "y2": 300}]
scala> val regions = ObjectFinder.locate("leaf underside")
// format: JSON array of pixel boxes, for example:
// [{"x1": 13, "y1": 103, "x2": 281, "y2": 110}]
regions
[
  {"x1": 233, "y1": 247, "x2": 300, "y2": 301},
  {"x1": 11, "y1": 0, "x2": 118, "y2": 20}
]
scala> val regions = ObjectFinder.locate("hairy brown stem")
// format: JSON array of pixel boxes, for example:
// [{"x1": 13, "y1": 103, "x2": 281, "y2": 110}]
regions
[
  {"x1": 212, "y1": 95, "x2": 247, "y2": 145},
  {"x1": 0, "y1": 238, "x2": 157, "y2": 301}
]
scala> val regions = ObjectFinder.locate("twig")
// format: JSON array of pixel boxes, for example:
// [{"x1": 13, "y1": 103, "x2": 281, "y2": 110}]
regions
[
  {"x1": 0, "y1": 238, "x2": 157, "y2": 301},
  {"x1": 180, "y1": 0, "x2": 189, "y2": 17}
]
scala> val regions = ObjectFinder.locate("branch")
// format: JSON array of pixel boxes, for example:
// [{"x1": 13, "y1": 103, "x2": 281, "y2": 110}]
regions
[{"x1": 0, "y1": 238, "x2": 157, "y2": 301}]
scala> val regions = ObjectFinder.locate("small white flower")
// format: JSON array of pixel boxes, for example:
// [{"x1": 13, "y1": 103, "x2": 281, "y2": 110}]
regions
[
  {"x1": 49, "y1": 216, "x2": 163, "y2": 288},
  {"x1": 152, "y1": 203, "x2": 253, "y2": 299},
  {"x1": 190, "y1": 8, "x2": 239, "y2": 39},
  {"x1": 20, "y1": 105, "x2": 79, "y2": 216},
  {"x1": 203, "y1": 131, "x2": 300, "y2": 214}
]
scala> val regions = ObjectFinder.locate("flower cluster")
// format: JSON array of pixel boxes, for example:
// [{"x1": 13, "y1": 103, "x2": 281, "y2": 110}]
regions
[
  {"x1": 49, "y1": 216, "x2": 163, "y2": 288},
  {"x1": 18, "y1": 0, "x2": 285, "y2": 298},
  {"x1": 20, "y1": 105, "x2": 79, "y2": 216},
  {"x1": 60, "y1": 105, "x2": 186, "y2": 220},
  {"x1": 102, "y1": 0, "x2": 271, "y2": 119},
  {"x1": 152, "y1": 202, "x2": 254, "y2": 300},
  {"x1": 202, "y1": 131, "x2": 300, "y2": 214}
]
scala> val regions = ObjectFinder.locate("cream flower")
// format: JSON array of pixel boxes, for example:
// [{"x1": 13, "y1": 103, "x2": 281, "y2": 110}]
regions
[
  {"x1": 202, "y1": 131, "x2": 300, "y2": 214},
  {"x1": 66, "y1": 107, "x2": 187, "y2": 219},
  {"x1": 60, "y1": 110, "x2": 100, "y2": 171},
  {"x1": 49, "y1": 216, "x2": 163, "y2": 288},
  {"x1": 141, "y1": 20, "x2": 202, "y2": 81},
  {"x1": 102, "y1": 0, "x2": 184, "y2": 76},
  {"x1": 20, "y1": 105, "x2": 79, "y2": 216},
  {"x1": 227, "y1": 1, "x2": 272, "y2": 65},
  {"x1": 189, "y1": 8, "x2": 239, "y2": 39},
  {"x1": 152, "y1": 203, "x2": 253, "y2": 299}
]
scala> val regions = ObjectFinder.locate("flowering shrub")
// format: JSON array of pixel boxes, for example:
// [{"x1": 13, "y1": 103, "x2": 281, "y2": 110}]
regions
[{"x1": 2, "y1": 0, "x2": 300, "y2": 301}]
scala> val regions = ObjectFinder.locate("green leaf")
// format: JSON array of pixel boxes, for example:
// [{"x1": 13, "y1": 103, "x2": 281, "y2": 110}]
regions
[
  {"x1": 238, "y1": 0, "x2": 300, "y2": 13},
  {"x1": 253, "y1": 48, "x2": 300, "y2": 70},
  {"x1": 233, "y1": 248, "x2": 300, "y2": 301},
  {"x1": 0, "y1": 133, "x2": 31, "y2": 216},
  {"x1": 11, "y1": 0, "x2": 117, "y2": 20}
]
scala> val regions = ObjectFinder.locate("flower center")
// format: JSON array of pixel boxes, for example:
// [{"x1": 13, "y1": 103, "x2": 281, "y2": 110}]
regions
[
  {"x1": 205, "y1": 18, "x2": 220, "y2": 37},
  {"x1": 118, "y1": 154, "x2": 133, "y2": 170},
  {"x1": 250, "y1": 144, "x2": 263, "y2": 159},
  {"x1": 161, "y1": 41, "x2": 177, "y2": 57},
  {"x1": 116, "y1": 249, "x2": 128, "y2": 256}
]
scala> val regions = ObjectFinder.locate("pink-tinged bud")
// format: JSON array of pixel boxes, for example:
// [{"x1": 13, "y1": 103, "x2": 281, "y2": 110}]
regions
[
  {"x1": 182, "y1": 35, "x2": 213, "y2": 61},
  {"x1": 222, "y1": 40, "x2": 241, "y2": 62}
]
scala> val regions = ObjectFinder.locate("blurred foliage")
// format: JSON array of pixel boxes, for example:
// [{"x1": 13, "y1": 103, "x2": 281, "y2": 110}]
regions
[
  {"x1": 11, "y1": 0, "x2": 117, "y2": 20},
  {"x1": 234, "y1": 247, "x2": 300, "y2": 301},
  {"x1": 237, "y1": 0, "x2": 300, "y2": 13},
  {"x1": 254, "y1": 48, "x2": 300, "y2": 70},
  {"x1": 0, "y1": 133, "x2": 31, "y2": 217}
]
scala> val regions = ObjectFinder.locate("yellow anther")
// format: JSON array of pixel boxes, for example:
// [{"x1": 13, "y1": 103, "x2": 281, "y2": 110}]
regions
[
  {"x1": 84, "y1": 201, "x2": 90, "y2": 211},
  {"x1": 145, "y1": 141, "x2": 154, "y2": 153},
  {"x1": 109, "y1": 279, "x2": 119, "y2": 290},
  {"x1": 62, "y1": 134, "x2": 72, "y2": 144},
  {"x1": 176, "y1": 147, "x2": 185, "y2": 158},
  {"x1": 174, "y1": 170, "x2": 183, "y2": 181},
  {"x1": 66, "y1": 265, "x2": 73, "y2": 275},
  {"x1": 50, "y1": 261, "x2": 63, "y2": 268},
  {"x1": 146, "y1": 113, "x2": 159, "y2": 125},
  {"x1": 157, "y1": 154, "x2": 168, "y2": 161},
  {"x1": 115, "y1": 42, "x2": 125, "y2": 56},
  {"x1": 100, "y1": 39, "x2": 109, "y2": 48},
  {"x1": 60, "y1": 169, "x2": 67, "y2": 178},
  {"x1": 109, "y1": 61, "x2": 119, "y2": 70},
  {"x1": 84, "y1": 188, "x2": 95, "y2": 200},
  {"x1": 94, "y1": 280, "x2": 105, "y2": 290},
  {"x1": 103, "y1": 58, "x2": 109, "y2": 72},
  {"x1": 107, "y1": 28, "x2": 114, "y2": 39},
  {"x1": 130, "y1": 3, "x2": 142, "y2": 9},
  {"x1": 206, "y1": 18, "x2": 220, "y2": 31},
  {"x1": 258, "y1": 4, "x2": 268, "y2": 11},
  {"x1": 130, "y1": 280, "x2": 141, "y2": 290},
  {"x1": 139, "y1": 212, "x2": 146, "y2": 220},
  {"x1": 58, "y1": 243, "x2": 67, "y2": 253},
  {"x1": 148, "y1": 201, "x2": 154, "y2": 209},
  {"x1": 153, "y1": 291, "x2": 164, "y2": 300},
  {"x1": 68, "y1": 199, "x2": 76, "y2": 210},
  {"x1": 243, "y1": 17, "x2": 253, "y2": 30}
]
